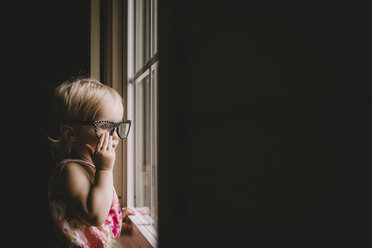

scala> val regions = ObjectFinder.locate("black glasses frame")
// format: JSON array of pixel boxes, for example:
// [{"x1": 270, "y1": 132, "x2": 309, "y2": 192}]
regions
[{"x1": 65, "y1": 120, "x2": 132, "y2": 139}]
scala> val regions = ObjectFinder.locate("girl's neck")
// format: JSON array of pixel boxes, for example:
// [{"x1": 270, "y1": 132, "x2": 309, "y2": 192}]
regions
[{"x1": 70, "y1": 150, "x2": 94, "y2": 165}]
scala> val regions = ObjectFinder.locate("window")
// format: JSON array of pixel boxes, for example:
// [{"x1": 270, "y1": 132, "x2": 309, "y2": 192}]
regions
[
  {"x1": 128, "y1": 1, "x2": 158, "y2": 245},
  {"x1": 90, "y1": 0, "x2": 158, "y2": 246},
  {"x1": 129, "y1": 0, "x2": 158, "y2": 220}
]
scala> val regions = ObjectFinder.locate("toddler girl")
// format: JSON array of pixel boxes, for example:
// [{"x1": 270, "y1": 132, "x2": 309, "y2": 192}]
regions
[{"x1": 48, "y1": 78, "x2": 133, "y2": 247}]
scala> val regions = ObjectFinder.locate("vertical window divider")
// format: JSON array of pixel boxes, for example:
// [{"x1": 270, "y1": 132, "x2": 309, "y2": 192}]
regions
[
  {"x1": 150, "y1": 62, "x2": 158, "y2": 220},
  {"x1": 126, "y1": 0, "x2": 135, "y2": 208},
  {"x1": 149, "y1": 66, "x2": 153, "y2": 219}
]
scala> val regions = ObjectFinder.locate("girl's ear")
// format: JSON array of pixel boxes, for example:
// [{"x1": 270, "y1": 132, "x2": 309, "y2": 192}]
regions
[{"x1": 60, "y1": 124, "x2": 77, "y2": 142}]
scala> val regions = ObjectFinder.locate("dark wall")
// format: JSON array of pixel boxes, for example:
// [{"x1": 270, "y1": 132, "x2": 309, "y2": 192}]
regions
[
  {"x1": 2, "y1": 1, "x2": 90, "y2": 246},
  {"x1": 158, "y1": 0, "x2": 372, "y2": 247}
]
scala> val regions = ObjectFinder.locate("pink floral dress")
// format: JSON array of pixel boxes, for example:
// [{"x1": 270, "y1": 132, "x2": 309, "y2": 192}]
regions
[{"x1": 48, "y1": 159, "x2": 122, "y2": 248}]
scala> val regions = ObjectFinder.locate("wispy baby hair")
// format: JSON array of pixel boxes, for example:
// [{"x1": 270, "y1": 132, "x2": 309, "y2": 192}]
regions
[{"x1": 48, "y1": 77, "x2": 122, "y2": 159}]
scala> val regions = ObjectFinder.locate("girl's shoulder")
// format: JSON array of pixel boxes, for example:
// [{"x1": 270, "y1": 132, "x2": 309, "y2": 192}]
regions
[{"x1": 49, "y1": 159, "x2": 94, "y2": 204}]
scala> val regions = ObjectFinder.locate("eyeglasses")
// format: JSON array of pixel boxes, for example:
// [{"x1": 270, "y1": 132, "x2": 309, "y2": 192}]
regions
[{"x1": 65, "y1": 120, "x2": 132, "y2": 139}]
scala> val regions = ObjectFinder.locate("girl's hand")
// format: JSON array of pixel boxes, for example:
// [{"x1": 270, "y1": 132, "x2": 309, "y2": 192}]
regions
[
  {"x1": 86, "y1": 132, "x2": 116, "y2": 171},
  {"x1": 122, "y1": 208, "x2": 135, "y2": 235}
]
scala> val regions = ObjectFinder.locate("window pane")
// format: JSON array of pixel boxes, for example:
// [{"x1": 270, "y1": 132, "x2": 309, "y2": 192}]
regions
[
  {"x1": 135, "y1": 0, "x2": 150, "y2": 72},
  {"x1": 134, "y1": 73, "x2": 151, "y2": 208},
  {"x1": 151, "y1": 0, "x2": 158, "y2": 55}
]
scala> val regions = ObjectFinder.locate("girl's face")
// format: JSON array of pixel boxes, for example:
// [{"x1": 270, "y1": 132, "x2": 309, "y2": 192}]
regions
[{"x1": 74, "y1": 96, "x2": 124, "y2": 162}]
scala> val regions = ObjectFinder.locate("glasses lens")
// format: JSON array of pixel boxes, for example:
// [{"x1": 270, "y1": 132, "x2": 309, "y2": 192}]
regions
[
  {"x1": 118, "y1": 122, "x2": 130, "y2": 138},
  {"x1": 96, "y1": 122, "x2": 115, "y2": 137}
]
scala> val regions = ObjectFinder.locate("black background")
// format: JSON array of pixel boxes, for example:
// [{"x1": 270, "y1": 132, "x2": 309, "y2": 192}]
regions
[
  {"x1": 2, "y1": 0, "x2": 372, "y2": 247},
  {"x1": 1, "y1": 0, "x2": 90, "y2": 246},
  {"x1": 159, "y1": 0, "x2": 372, "y2": 247}
]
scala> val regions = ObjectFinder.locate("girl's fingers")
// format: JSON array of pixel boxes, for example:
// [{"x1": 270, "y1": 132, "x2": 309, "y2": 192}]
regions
[
  {"x1": 122, "y1": 208, "x2": 135, "y2": 216},
  {"x1": 102, "y1": 132, "x2": 109, "y2": 150},
  {"x1": 97, "y1": 133, "x2": 105, "y2": 150},
  {"x1": 108, "y1": 135, "x2": 113, "y2": 151}
]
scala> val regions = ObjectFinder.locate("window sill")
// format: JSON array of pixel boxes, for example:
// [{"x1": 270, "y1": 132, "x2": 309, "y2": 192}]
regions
[{"x1": 115, "y1": 208, "x2": 158, "y2": 248}]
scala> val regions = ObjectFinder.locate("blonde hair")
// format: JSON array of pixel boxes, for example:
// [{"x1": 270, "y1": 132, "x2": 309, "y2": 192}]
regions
[{"x1": 48, "y1": 78, "x2": 122, "y2": 159}]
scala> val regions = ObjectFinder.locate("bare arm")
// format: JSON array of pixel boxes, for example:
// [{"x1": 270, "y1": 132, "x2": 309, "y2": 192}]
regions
[
  {"x1": 87, "y1": 169, "x2": 113, "y2": 224},
  {"x1": 61, "y1": 133, "x2": 115, "y2": 226}
]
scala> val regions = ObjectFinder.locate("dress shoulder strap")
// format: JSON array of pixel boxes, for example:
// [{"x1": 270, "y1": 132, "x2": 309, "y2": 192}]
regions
[
  {"x1": 55, "y1": 159, "x2": 96, "y2": 183},
  {"x1": 58, "y1": 159, "x2": 96, "y2": 170}
]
